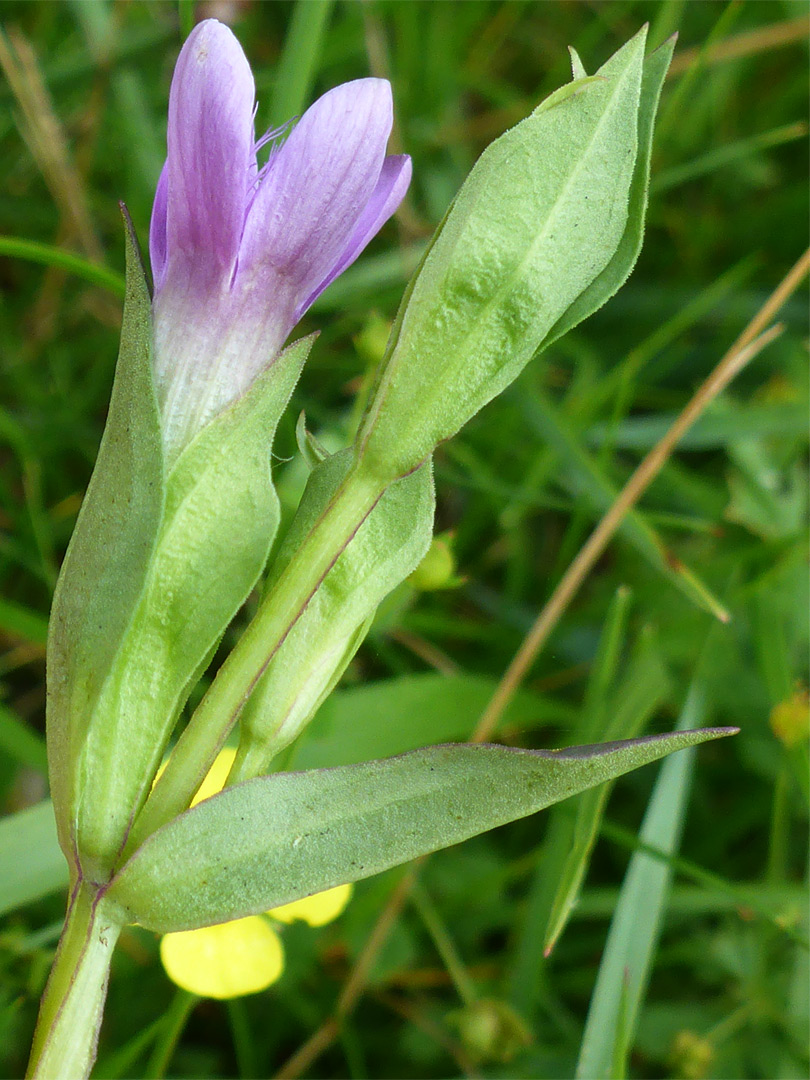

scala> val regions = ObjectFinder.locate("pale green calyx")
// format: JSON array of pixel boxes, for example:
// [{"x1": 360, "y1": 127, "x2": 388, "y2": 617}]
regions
[
  {"x1": 46, "y1": 215, "x2": 312, "y2": 880},
  {"x1": 229, "y1": 450, "x2": 436, "y2": 783}
]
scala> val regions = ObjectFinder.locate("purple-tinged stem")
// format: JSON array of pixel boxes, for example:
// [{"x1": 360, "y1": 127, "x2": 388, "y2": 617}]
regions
[{"x1": 26, "y1": 881, "x2": 122, "y2": 1080}]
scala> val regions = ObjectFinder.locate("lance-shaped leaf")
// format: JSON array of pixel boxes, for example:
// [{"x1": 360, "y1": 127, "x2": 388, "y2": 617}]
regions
[
  {"x1": 540, "y1": 628, "x2": 670, "y2": 957},
  {"x1": 539, "y1": 34, "x2": 676, "y2": 352},
  {"x1": 356, "y1": 29, "x2": 648, "y2": 481},
  {"x1": 47, "y1": 212, "x2": 164, "y2": 862},
  {"x1": 75, "y1": 336, "x2": 312, "y2": 877},
  {"x1": 231, "y1": 449, "x2": 435, "y2": 781},
  {"x1": 107, "y1": 728, "x2": 736, "y2": 933}
]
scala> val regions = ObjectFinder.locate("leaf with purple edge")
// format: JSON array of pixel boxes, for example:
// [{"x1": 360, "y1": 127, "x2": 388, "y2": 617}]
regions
[
  {"x1": 106, "y1": 727, "x2": 737, "y2": 934},
  {"x1": 46, "y1": 210, "x2": 164, "y2": 864},
  {"x1": 73, "y1": 334, "x2": 314, "y2": 877}
]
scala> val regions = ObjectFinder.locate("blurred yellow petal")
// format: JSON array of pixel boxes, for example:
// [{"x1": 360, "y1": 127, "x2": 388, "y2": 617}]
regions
[
  {"x1": 160, "y1": 916, "x2": 284, "y2": 999},
  {"x1": 191, "y1": 746, "x2": 238, "y2": 806},
  {"x1": 152, "y1": 746, "x2": 237, "y2": 806},
  {"x1": 770, "y1": 687, "x2": 809, "y2": 748},
  {"x1": 269, "y1": 883, "x2": 353, "y2": 927}
]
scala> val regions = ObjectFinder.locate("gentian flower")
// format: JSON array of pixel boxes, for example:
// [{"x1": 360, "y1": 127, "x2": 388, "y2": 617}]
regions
[{"x1": 149, "y1": 19, "x2": 411, "y2": 458}]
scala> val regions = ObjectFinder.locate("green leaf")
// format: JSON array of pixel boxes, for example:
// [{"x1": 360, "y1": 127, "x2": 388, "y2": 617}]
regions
[
  {"x1": 540, "y1": 34, "x2": 676, "y2": 351},
  {"x1": 0, "y1": 801, "x2": 69, "y2": 917},
  {"x1": 541, "y1": 628, "x2": 670, "y2": 956},
  {"x1": 107, "y1": 728, "x2": 736, "y2": 933},
  {"x1": 569, "y1": 47, "x2": 589, "y2": 81},
  {"x1": 74, "y1": 336, "x2": 313, "y2": 874},
  {"x1": 294, "y1": 411, "x2": 329, "y2": 469},
  {"x1": 357, "y1": 29, "x2": 648, "y2": 480},
  {"x1": 47, "y1": 210, "x2": 163, "y2": 862},
  {"x1": 576, "y1": 685, "x2": 707, "y2": 1079},
  {"x1": 0, "y1": 676, "x2": 571, "y2": 919},
  {"x1": 233, "y1": 450, "x2": 436, "y2": 779}
]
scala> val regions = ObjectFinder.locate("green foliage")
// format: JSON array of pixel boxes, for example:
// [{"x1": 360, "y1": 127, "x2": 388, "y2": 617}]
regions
[
  {"x1": 539, "y1": 602, "x2": 671, "y2": 958},
  {"x1": 45, "y1": 215, "x2": 163, "y2": 865},
  {"x1": 234, "y1": 453, "x2": 436, "y2": 780},
  {"x1": 107, "y1": 729, "x2": 734, "y2": 933},
  {"x1": 0, "y1": 2, "x2": 807, "y2": 1078},
  {"x1": 0, "y1": 800, "x2": 66, "y2": 916},
  {"x1": 73, "y1": 334, "x2": 310, "y2": 874},
  {"x1": 358, "y1": 29, "x2": 657, "y2": 479},
  {"x1": 540, "y1": 35, "x2": 675, "y2": 352},
  {"x1": 576, "y1": 680, "x2": 708, "y2": 1078}
]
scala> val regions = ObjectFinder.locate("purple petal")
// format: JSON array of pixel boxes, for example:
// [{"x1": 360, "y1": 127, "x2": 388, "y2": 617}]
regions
[
  {"x1": 165, "y1": 20, "x2": 255, "y2": 278},
  {"x1": 149, "y1": 162, "x2": 169, "y2": 290},
  {"x1": 295, "y1": 154, "x2": 411, "y2": 318},
  {"x1": 238, "y1": 78, "x2": 393, "y2": 299}
]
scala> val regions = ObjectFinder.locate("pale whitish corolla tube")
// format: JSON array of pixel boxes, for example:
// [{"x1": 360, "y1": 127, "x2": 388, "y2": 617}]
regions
[{"x1": 149, "y1": 18, "x2": 411, "y2": 457}]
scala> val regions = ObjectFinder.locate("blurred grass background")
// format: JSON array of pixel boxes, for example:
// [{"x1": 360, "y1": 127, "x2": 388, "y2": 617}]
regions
[{"x1": 0, "y1": 1, "x2": 808, "y2": 1077}]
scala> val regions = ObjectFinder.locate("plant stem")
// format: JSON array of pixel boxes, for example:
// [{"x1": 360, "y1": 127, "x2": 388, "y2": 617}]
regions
[
  {"x1": 122, "y1": 458, "x2": 385, "y2": 855},
  {"x1": 26, "y1": 882, "x2": 121, "y2": 1080}
]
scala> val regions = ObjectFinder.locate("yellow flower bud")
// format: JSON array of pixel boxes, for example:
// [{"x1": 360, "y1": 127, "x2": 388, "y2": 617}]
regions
[
  {"x1": 769, "y1": 687, "x2": 809, "y2": 749},
  {"x1": 408, "y1": 534, "x2": 456, "y2": 591}
]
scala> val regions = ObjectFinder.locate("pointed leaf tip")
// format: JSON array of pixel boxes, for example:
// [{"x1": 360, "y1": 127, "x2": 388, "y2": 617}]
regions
[{"x1": 108, "y1": 727, "x2": 737, "y2": 932}]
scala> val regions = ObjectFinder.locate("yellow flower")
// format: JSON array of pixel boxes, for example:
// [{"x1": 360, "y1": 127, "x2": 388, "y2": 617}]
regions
[
  {"x1": 269, "y1": 883, "x2": 353, "y2": 927},
  {"x1": 160, "y1": 917, "x2": 284, "y2": 999},
  {"x1": 159, "y1": 748, "x2": 353, "y2": 998},
  {"x1": 188, "y1": 745, "x2": 238, "y2": 805}
]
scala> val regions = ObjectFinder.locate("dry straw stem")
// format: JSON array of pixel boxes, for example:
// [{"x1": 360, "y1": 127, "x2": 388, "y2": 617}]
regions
[
  {"x1": 473, "y1": 247, "x2": 810, "y2": 744},
  {"x1": 390, "y1": 628, "x2": 461, "y2": 675},
  {"x1": 667, "y1": 14, "x2": 810, "y2": 76},
  {"x1": 0, "y1": 27, "x2": 103, "y2": 262},
  {"x1": 436, "y1": 14, "x2": 809, "y2": 146},
  {"x1": 373, "y1": 990, "x2": 480, "y2": 1078},
  {"x1": 273, "y1": 248, "x2": 810, "y2": 1080}
]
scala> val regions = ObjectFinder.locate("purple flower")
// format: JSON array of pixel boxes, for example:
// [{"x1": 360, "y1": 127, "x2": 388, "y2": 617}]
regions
[{"x1": 149, "y1": 19, "x2": 411, "y2": 458}]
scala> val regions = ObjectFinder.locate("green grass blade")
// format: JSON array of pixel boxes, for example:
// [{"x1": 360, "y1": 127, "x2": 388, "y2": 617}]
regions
[
  {"x1": 581, "y1": 585, "x2": 633, "y2": 730},
  {"x1": 652, "y1": 120, "x2": 808, "y2": 193},
  {"x1": 575, "y1": 682, "x2": 707, "y2": 1079},
  {"x1": 542, "y1": 628, "x2": 671, "y2": 957},
  {"x1": 0, "y1": 801, "x2": 69, "y2": 916},
  {"x1": 519, "y1": 387, "x2": 730, "y2": 621},
  {"x1": 0, "y1": 236, "x2": 125, "y2": 296},
  {"x1": 587, "y1": 402, "x2": 808, "y2": 451},
  {"x1": 266, "y1": 0, "x2": 335, "y2": 129},
  {"x1": 0, "y1": 703, "x2": 47, "y2": 773},
  {"x1": 0, "y1": 596, "x2": 48, "y2": 646},
  {"x1": 178, "y1": 0, "x2": 195, "y2": 39},
  {"x1": 507, "y1": 587, "x2": 634, "y2": 1012}
]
